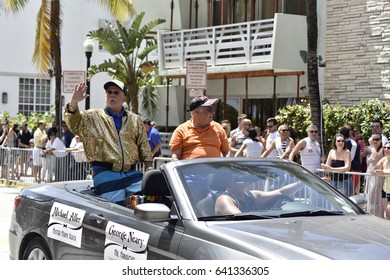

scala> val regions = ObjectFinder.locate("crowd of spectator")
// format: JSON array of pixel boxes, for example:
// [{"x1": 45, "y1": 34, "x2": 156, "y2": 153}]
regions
[
  {"x1": 1, "y1": 109, "x2": 390, "y2": 219},
  {"x1": 0, "y1": 118, "x2": 88, "y2": 183},
  {"x1": 219, "y1": 115, "x2": 390, "y2": 219}
]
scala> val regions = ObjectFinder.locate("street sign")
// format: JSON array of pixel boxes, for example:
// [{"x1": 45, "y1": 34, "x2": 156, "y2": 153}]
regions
[
  {"x1": 62, "y1": 71, "x2": 86, "y2": 93},
  {"x1": 186, "y1": 61, "x2": 207, "y2": 90}
]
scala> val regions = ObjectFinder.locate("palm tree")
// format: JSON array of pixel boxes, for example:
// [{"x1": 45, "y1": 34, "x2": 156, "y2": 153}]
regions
[
  {"x1": 1, "y1": 0, "x2": 136, "y2": 129},
  {"x1": 306, "y1": 0, "x2": 327, "y2": 155},
  {"x1": 87, "y1": 12, "x2": 166, "y2": 114}
]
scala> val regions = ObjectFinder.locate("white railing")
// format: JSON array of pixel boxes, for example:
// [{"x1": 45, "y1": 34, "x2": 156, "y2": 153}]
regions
[
  {"x1": 159, "y1": 18, "x2": 274, "y2": 70},
  {"x1": 158, "y1": 13, "x2": 308, "y2": 77},
  {"x1": 160, "y1": 132, "x2": 173, "y2": 157}
]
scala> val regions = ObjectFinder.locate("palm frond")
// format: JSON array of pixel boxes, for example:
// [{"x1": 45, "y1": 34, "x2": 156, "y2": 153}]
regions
[
  {"x1": 96, "y1": 0, "x2": 136, "y2": 24},
  {"x1": 130, "y1": 11, "x2": 145, "y2": 32},
  {"x1": 32, "y1": 2, "x2": 51, "y2": 75},
  {"x1": 88, "y1": 59, "x2": 121, "y2": 76},
  {"x1": 137, "y1": 43, "x2": 158, "y2": 61},
  {"x1": 138, "y1": 61, "x2": 157, "y2": 75},
  {"x1": 141, "y1": 84, "x2": 158, "y2": 120},
  {"x1": 2, "y1": 0, "x2": 29, "y2": 13},
  {"x1": 88, "y1": 25, "x2": 122, "y2": 55},
  {"x1": 138, "y1": 18, "x2": 166, "y2": 39},
  {"x1": 115, "y1": 20, "x2": 133, "y2": 54}
]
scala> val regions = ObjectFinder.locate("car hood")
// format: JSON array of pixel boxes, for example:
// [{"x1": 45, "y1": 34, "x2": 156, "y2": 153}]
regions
[{"x1": 205, "y1": 215, "x2": 390, "y2": 259}]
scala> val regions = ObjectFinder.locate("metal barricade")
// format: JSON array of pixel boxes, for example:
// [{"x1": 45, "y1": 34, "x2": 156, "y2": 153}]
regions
[
  {"x1": 153, "y1": 156, "x2": 172, "y2": 169},
  {"x1": 317, "y1": 169, "x2": 388, "y2": 218},
  {"x1": 159, "y1": 132, "x2": 172, "y2": 157},
  {"x1": 0, "y1": 147, "x2": 173, "y2": 186},
  {"x1": 0, "y1": 147, "x2": 92, "y2": 186}
]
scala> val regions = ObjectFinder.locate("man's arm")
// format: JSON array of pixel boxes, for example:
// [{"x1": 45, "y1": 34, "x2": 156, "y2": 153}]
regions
[
  {"x1": 171, "y1": 149, "x2": 182, "y2": 160},
  {"x1": 151, "y1": 143, "x2": 162, "y2": 156},
  {"x1": 215, "y1": 195, "x2": 241, "y2": 215},
  {"x1": 288, "y1": 139, "x2": 305, "y2": 161},
  {"x1": 261, "y1": 140, "x2": 275, "y2": 158}
]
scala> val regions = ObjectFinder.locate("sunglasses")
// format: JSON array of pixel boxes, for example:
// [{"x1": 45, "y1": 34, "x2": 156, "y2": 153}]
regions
[
  {"x1": 336, "y1": 139, "x2": 345, "y2": 143},
  {"x1": 266, "y1": 125, "x2": 274, "y2": 128},
  {"x1": 371, "y1": 125, "x2": 380, "y2": 128},
  {"x1": 204, "y1": 107, "x2": 215, "y2": 113},
  {"x1": 372, "y1": 138, "x2": 381, "y2": 141},
  {"x1": 384, "y1": 147, "x2": 390, "y2": 150},
  {"x1": 309, "y1": 131, "x2": 318, "y2": 133},
  {"x1": 106, "y1": 90, "x2": 121, "y2": 95},
  {"x1": 280, "y1": 129, "x2": 289, "y2": 132}
]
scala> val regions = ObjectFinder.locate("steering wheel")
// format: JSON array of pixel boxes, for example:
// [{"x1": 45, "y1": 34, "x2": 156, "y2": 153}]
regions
[{"x1": 259, "y1": 194, "x2": 294, "y2": 210}]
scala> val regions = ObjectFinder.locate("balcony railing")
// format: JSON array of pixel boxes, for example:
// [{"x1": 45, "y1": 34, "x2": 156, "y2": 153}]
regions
[{"x1": 158, "y1": 13, "x2": 307, "y2": 78}]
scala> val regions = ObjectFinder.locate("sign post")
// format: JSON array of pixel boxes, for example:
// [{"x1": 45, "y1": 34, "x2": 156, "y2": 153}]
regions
[
  {"x1": 62, "y1": 71, "x2": 86, "y2": 94},
  {"x1": 186, "y1": 61, "x2": 207, "y2": 97}
]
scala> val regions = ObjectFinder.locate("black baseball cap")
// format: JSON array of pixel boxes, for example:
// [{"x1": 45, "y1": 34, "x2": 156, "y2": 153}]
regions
[{"x1": 188, "y1": 96, "x2": 218, "y2": 112}]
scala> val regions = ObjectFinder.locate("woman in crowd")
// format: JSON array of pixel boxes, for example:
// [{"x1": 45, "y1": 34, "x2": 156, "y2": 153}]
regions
[
  {"x1": 66, "y1": 136, "x2": 88, "y2": 180},
  {"x1": 365, "y1": 133, "x2": 384, "y2": 217},
  {"x1": 234, "y1": 127, "x2": 263, "y2": 157},
  {"x1": 0, "y1": 119, "x2": 18, "y2": 179},
  {"x1": 41, "y1": 127, "x2": 65, "y2": 182},
  {"x1": 261, "y1": 124, "x2": 294, "y2": 159},
  {"x1": 321, "y1": 134, "x2": 353, "y2": 196},
  {"x1": 371, "y1": 141, "x2": 390, "y2": 220}
]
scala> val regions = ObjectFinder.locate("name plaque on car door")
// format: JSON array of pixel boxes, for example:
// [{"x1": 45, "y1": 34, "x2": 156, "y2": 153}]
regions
[{"x1": 47, "y1": 202, "x2": 86, "y2": 248}]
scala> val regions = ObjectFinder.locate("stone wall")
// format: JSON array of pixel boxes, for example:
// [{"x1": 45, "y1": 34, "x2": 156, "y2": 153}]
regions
[{"x1": 324, "y1": 0, "x2": 390, "y2": 105}]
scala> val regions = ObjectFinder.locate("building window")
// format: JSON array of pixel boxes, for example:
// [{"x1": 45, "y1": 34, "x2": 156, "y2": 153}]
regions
[{"x1": 18, "y1": 78, "x2": 51, "y2": 117}]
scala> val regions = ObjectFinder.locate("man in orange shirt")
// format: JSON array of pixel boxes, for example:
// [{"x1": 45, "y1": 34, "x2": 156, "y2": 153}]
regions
[{"x1": 169, "y1": 95, "x2": 230, "y2": 160}]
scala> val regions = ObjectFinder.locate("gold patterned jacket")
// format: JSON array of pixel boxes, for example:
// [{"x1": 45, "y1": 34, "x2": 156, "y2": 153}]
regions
[{"x1": 64, "y1": 104, "x2": 152, "y2": 172}]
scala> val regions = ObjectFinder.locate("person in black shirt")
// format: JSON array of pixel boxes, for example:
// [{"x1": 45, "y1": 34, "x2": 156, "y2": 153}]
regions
[
  {"x1": 18, "y1": 122, "x2": 33, "y2": 177},
  {"x1": 340, "y1": 125, "x2": 362, "y2": 194}
]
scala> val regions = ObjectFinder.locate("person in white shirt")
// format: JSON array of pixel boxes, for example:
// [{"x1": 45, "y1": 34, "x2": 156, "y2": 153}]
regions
[
  {"x1": 289, "y1": 125, "x2": 321, "y2": 173},
  {"x1": 371, "y1": 120, "x2": 388, "y2": 145},
  {"x1": 66, "y1": 135, "x2": 88, "y2": 180},
  {"x1": 234, "y1": 128, "x2": 263, "y2": 157},
  {"x1": 229, "y1": 114, "x2": 247, "y2": 139},
  {"x1": 41, "y1": 127, "x2": 65, "y2": 182},
  {"x1": 261, "y1": 124, "x2": 294, "y2": 159},
  {"x1": 264, "y1": 117, "x2": 279, "y2": 158},
  {"x1": 230, "y1": 118, "x2": 251, "y2": 157}
]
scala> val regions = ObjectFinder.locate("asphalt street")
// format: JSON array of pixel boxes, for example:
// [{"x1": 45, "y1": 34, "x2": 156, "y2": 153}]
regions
[{"x1": 0, "y1": 185, "x2": 21, "y2": 260}]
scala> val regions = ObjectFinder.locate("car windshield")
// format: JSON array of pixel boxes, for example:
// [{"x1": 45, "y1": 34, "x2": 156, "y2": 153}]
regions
[{"x1": 176, "y1": 160, "x2": 362, "y2": 220}]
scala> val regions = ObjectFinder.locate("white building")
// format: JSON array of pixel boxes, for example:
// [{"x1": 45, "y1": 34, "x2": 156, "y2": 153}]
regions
[{"x1": 7, "y1": 1, "x2": 384, "y2": 131}]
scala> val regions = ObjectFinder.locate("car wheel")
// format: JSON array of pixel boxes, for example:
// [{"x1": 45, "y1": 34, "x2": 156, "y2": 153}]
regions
[{"x1": 22, "y1": 237, "x2": 52, "y2": 260}]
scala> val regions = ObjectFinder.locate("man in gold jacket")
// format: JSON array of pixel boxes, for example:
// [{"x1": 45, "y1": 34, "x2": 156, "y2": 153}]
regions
[{"x1": 64, "y1": 80, "x2": 152, "y2": 204}]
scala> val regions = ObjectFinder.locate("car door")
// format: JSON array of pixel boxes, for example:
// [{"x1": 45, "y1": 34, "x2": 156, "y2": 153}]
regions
[{"x1": 81, "y1": 201, "x2": 183, "y2": 260}]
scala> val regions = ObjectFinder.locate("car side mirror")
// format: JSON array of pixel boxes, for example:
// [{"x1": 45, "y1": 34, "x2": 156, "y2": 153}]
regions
[
  {"x1": 349, "y1": 194, "x2": 367, "y2": 211},
  {"x1": 134, "y1": 203, "x2": 171, "y2": 222}
]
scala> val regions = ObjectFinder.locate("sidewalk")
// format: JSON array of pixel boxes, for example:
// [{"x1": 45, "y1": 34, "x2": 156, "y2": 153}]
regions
[{"x1": 0, "y1": 185, "x2": 21, "y2": 260}]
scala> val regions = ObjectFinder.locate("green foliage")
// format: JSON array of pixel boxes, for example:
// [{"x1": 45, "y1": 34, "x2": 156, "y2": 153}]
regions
[
  {"x1": 0, "y1": 109, "x2": 55, "y2": 132},
  {"x1": 276, "y1": 102, "x2": 312, "y2": 140},
  {"x1": 276, "y1": 99, "x2": 390, "y2": 144},
  {"x1": 87, "y1": 12, "x2": 166, "y2": 113}
]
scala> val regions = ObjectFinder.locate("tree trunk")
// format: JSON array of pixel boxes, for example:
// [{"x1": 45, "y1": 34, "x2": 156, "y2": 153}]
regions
[
  {"x1": 306, "y1": 0, "x2": 327, "y2": 156},
  {"x1": 126, "y1": 81, "x2": 139, "y2": 114},
  {"x1": 51, "y1": 0, "x2": 63, "y2": 134}
]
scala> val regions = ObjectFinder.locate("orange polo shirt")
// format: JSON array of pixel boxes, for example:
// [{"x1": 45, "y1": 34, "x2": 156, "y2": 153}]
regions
[{"x1": 169, "y1": 120, "x2": 230, "y2": 159}]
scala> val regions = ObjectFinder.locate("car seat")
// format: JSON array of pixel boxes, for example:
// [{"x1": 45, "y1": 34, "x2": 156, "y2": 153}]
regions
[{"x1": 126, "y1": 169, "x2": 172, "y2": 209}]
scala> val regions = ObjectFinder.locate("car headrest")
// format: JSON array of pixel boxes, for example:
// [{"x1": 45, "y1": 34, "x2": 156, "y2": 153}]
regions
[
  {"x1": 141, "y1": 169, "x2": 171, "y2": 196},
  {"x1": 208, "y1": 170, "x2": 232, "y2": 192}
]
